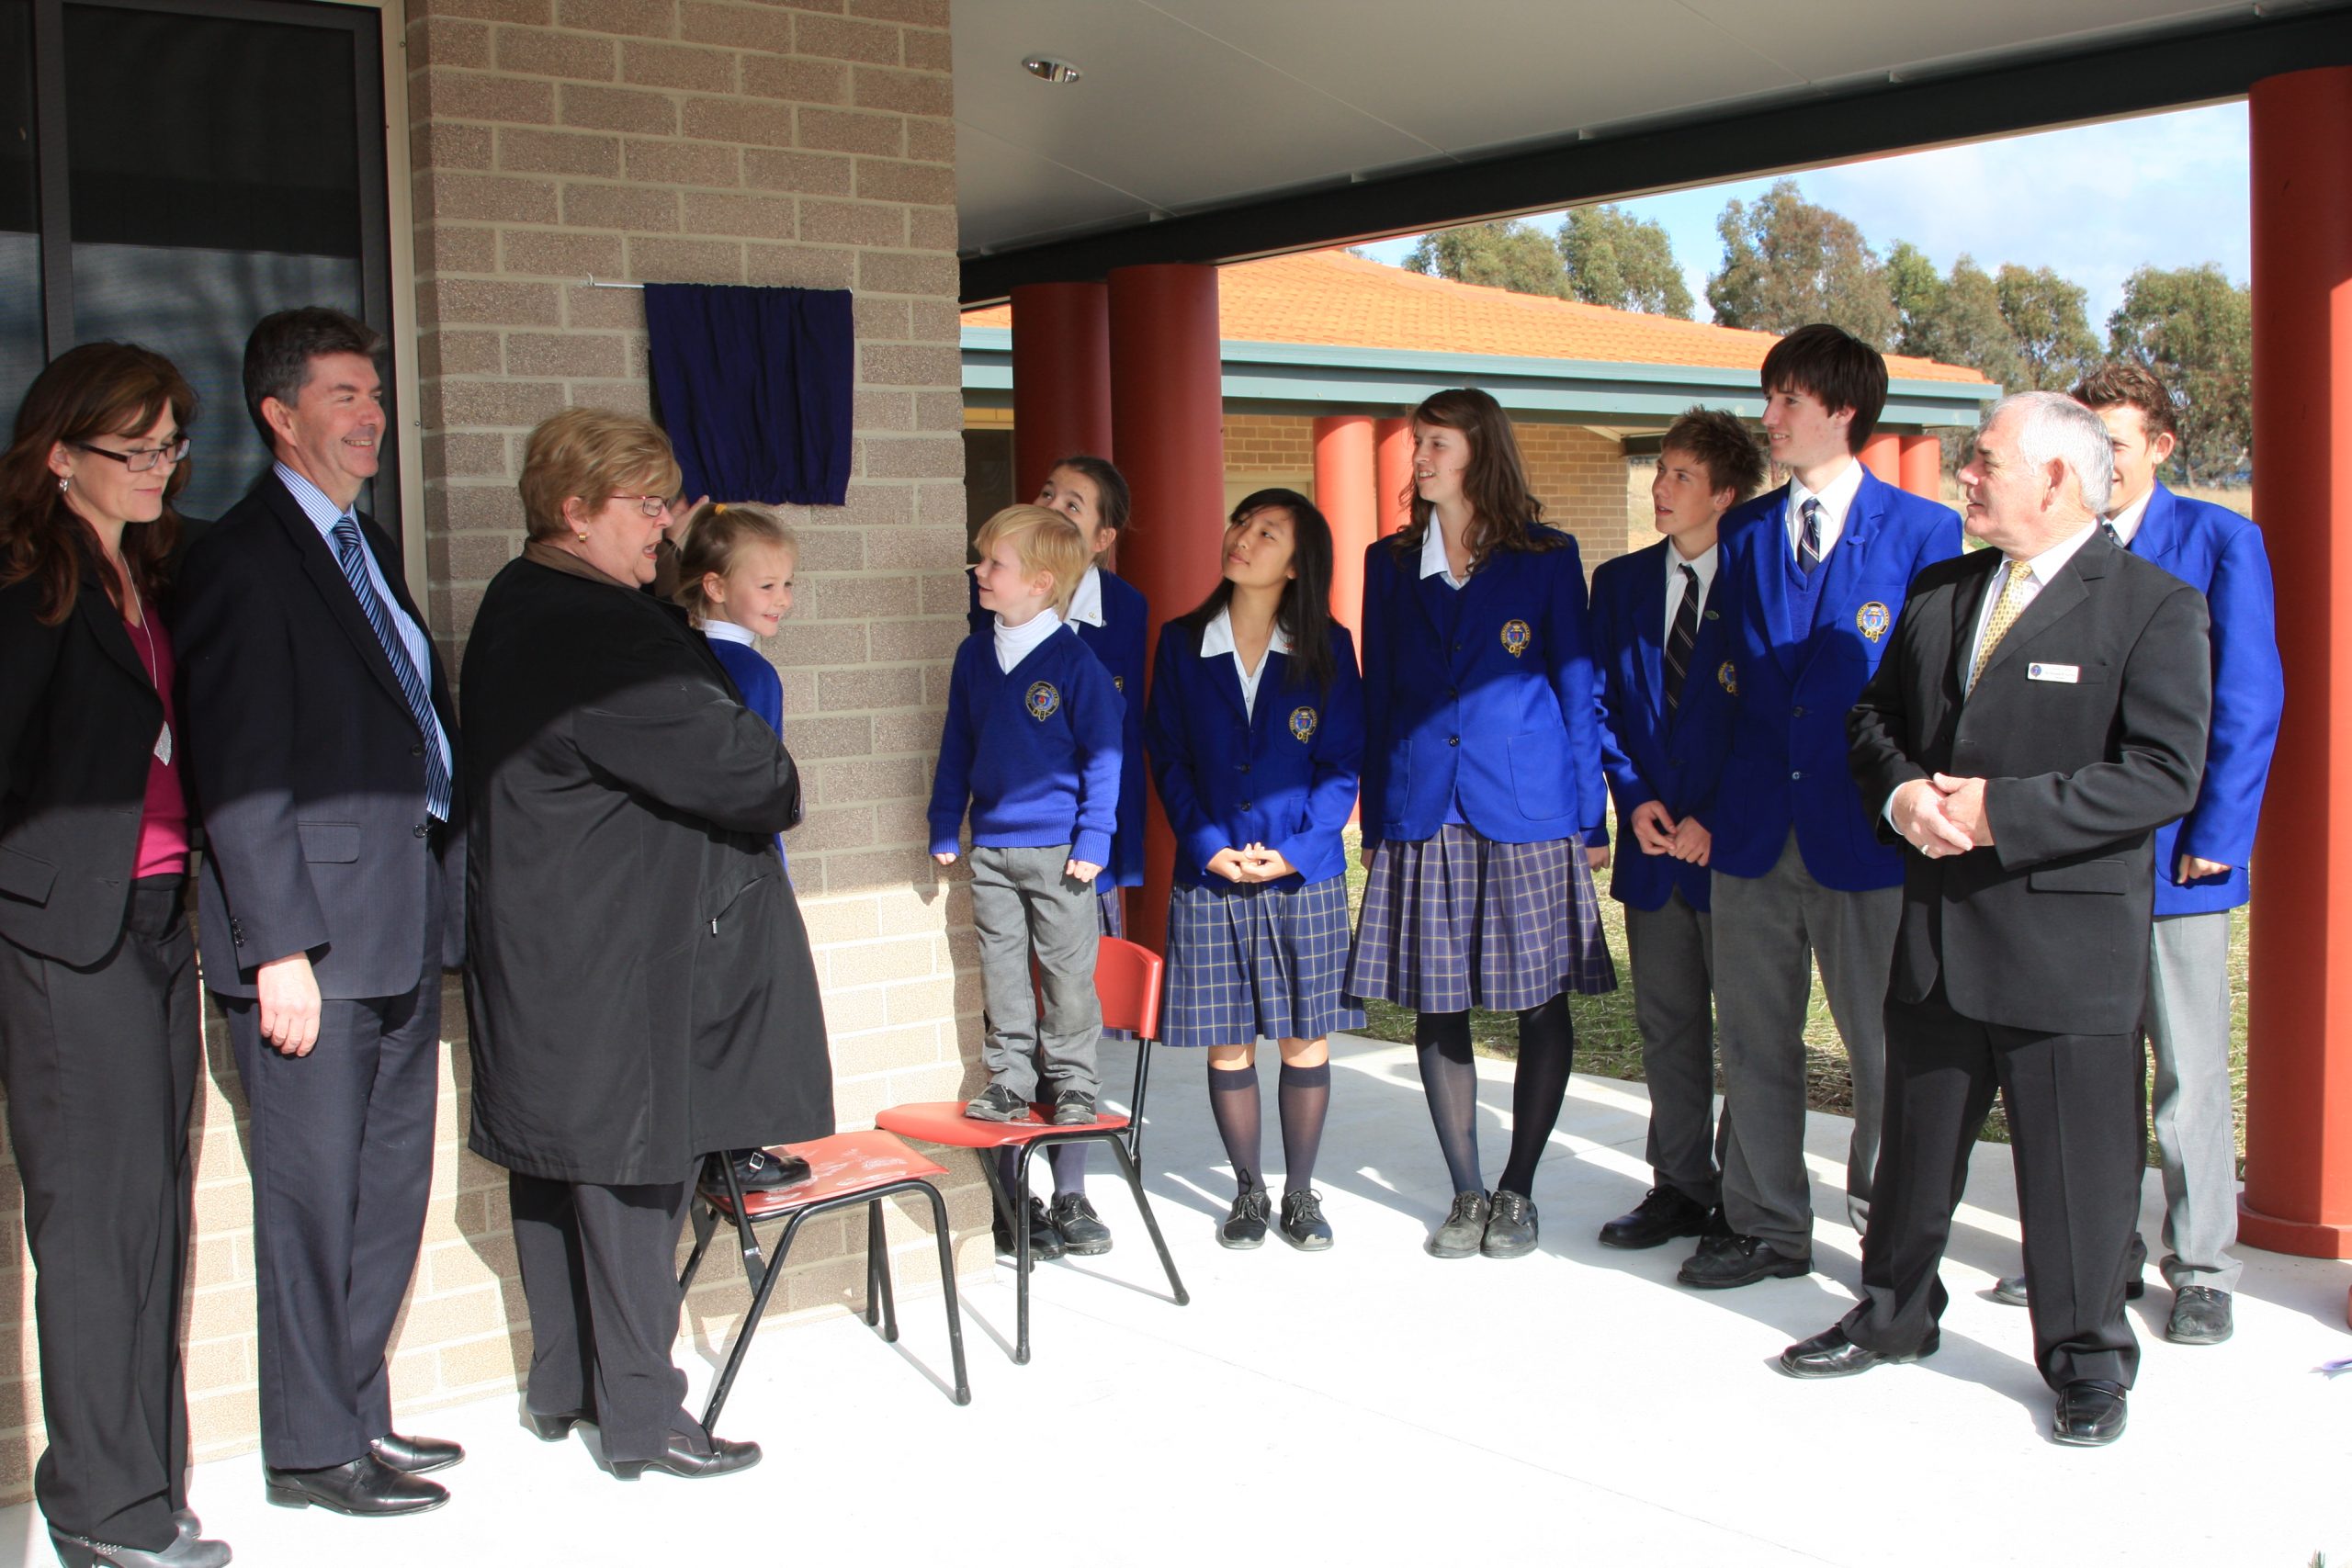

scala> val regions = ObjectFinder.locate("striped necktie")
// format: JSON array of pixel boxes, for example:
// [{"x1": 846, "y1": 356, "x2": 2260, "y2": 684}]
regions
[
  {"x1": 1664, "y1": 562, "x2": 1701, "y2": 711},
  {"x1": 331, "y1": 516, "x2": 452, "y2": 821},
  {"x1": 1969, "y1": 559, "x2": 2035, "y2": 693},
  {"x1": 2101, "y1": 518, "x2": 2123, "y2": 548},
  {"x1": 1798, "y1": 498, "x2": 1823, "y2": 576}
]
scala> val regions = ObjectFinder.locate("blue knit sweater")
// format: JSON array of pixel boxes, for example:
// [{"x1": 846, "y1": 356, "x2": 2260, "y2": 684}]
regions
[{"x1": 928, "y1": 625, "x2": 1123, "y2": 867}]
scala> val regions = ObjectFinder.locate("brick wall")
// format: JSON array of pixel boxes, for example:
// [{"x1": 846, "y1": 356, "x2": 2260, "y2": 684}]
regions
[
  {"x1": 1215, "y1": 412, "x2": 1639, "y2": 569},
  {"x1": 0, "y1": 0, "x2": 987, "y2": 1494}
]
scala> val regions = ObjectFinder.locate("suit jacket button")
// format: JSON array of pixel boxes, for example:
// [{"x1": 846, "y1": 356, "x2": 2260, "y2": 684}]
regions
[
  {"x1": 411, "y1": 742, "x2": 424, "y2": 757},
  {"x1": 1792, "y1": 705, "x2": 1806, "y2": 717},
  {"x1": 1790, "y1": 770, "x2": 1804, "y2": 781},
  {"x1": 1447, "y1": 736, "x2": 1459, "y2": 746},
  {"x1": 413, "y1": 823, "x2": 429, "y2": 839},
  {"x1": 1240, "y1": 800, "x2": 1253, "y2": 812}
]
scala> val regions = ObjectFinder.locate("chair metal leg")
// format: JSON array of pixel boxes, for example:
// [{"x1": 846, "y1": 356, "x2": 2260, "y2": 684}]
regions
[
  {"x1": 870, "y1": 1200, "x2": 899, "y2": 1343},
  {"x1": 919, "y1": 1181, "x2": 972, "y2": 1405},
  {"x1": 700, "y1": 1207, "x2": 805, "y2": 1434},
  {"x1": 1104, "y1": 1135, "x2": 1189, "y2": 1307},
  {"x1": 679, "y1": 1179, "x2": 719, "y2": 1292},
  {"x1": 1012, "y1": 1143, "x2": 1035, "y2": 1364}
]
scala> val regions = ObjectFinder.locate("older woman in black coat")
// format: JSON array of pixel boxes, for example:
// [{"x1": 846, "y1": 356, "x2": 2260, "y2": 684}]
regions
[{"x1": 460, "y1": 407, "x2": 832, "y2": 1480}]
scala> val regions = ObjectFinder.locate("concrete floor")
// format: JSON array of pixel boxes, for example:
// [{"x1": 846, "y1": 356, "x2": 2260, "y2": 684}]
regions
[{"x1": 6, "y1": 1032, "x2": 2348, "y2": 1567}]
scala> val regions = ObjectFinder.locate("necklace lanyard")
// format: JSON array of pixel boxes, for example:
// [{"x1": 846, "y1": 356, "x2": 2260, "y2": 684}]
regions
[{"x1": 123, "y1": 571, "x2": 172, "y2": 767}]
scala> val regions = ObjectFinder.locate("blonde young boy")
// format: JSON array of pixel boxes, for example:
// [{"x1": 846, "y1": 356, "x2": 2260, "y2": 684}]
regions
[{"x1": 928, "y1": 505, "x2": 1123, "y2": 1128}]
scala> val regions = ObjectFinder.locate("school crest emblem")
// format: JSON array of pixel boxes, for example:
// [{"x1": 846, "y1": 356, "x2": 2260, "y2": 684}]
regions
[
  {"x1": 1499, "y1": 619, "x2": 1532, "y2": 658},
  {"x1": 1288, "y1": 706, "x2": 1317, "y2": 743},
  {"x1": 1857, "y1": 601, "x2": 1892, "y2": 643},
  {"x1": 1025, "y1": 681, "x2": 1060, "y2": 721},
  {"x1": 1717, "y1": 660, "x2": 1738, "y2": 695}
]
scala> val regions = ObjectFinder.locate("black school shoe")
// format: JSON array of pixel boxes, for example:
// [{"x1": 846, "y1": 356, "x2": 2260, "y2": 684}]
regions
[
  {"x1": 966, "y1": 1082, "x2": 1026, "y2": 1122},
  {"x1": 1598, "y1": 1186, "x2": 1713, "y2": 1249},
  {"x1": 1048, "y1": 1192, "x2": 1114, "y2": 1255},
  {"x1": 1050, "y1": 1089, "x2": 1097, "y2": 1126},
  {"x1": 721, "y1": 1147, "x2": 812, "y2": 1191},
  {"x1": 1481, "y1": 1190, "x2": 1538, "y2": 1258},
  {"x1": 1220, "y1": 1184, "x2": 1272, "y2": 1248},
  {"x1": 991, "y1": 1196, "x2": 1065, "y2": 1262},
  {"x1": 1279, "y1": 1190, "x2": 1333, "y2": 1251}
]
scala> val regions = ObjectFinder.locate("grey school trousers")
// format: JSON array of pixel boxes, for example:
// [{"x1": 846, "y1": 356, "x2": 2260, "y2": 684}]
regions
[
  {"x1": 1624, "y1": 890, "x2": 1720, "y2": 1208},
  {"x1": 2146, "y1": 910, "x2": 2243, "y2": 1293},
  {"x1": 1711, "y1": 833, "x2": 1899, "y2": 1257},
  {"x1": 970, "y1": 843, "x2": 1102, "y2": 1100}
]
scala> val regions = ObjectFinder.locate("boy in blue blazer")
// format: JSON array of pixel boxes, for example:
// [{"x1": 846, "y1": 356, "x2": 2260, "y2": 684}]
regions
[
  {"x1": 929, "y1": 506, "x2": 1124, "y2": 1246},
  {"x1": 1589, "y1": 408, "x2": 1765, "y2": 1250},
  {"x1": 1681, "y1": 325, "x2": 1963, "y2": 1291},
  {"x1": 1985, "y1": 365, "x2": 2281, "y2": 1344}
]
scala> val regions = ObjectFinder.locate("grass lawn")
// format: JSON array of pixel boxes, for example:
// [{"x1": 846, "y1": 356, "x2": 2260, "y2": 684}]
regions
[{"x1": 1341, "y1": 819, "x2": 2251, "y2": 1169}]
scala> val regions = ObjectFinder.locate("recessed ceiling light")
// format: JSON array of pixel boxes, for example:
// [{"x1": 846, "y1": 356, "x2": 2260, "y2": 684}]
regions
[{"x1": 1022, "y1": 56, "x2": 1081, "y2": 85}]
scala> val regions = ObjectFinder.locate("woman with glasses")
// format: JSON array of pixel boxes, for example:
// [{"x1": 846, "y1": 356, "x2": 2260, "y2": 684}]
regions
[
  {"x1": 458, "y1": 407, "x2": 832, "y2": 1479},
  {"x1": 0, "y1": 344, "x2": 231, "y2": 1568}
]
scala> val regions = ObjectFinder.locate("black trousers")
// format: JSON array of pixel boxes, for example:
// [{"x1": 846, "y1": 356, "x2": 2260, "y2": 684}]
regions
[
  {"x1": 0, "y1": 877, "x2": 198, "y2": 1551},
  {"x1": 508, "y1": 1170, "x2": 707, "y2": 1464},
  {"x1": 221, "y1": 964, "x2": 440, "y2": 1470},
  {"x1": 1842, "y1": 979, "x2": 2143, "y2": 1392}
]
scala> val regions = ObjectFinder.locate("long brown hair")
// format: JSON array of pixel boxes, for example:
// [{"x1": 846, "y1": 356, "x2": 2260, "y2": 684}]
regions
[
  {"x1": 0, "y1": 343, "x2": 197, "y2": 625},
  {"x1": 1387, "y1": 388, "x2": 1566, "y2": 571}
]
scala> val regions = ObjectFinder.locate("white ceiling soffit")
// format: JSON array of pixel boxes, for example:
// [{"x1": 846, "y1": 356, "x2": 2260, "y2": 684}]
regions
[{"x1": 953, "y1": 0, "x2": 2288, "y2": 257}]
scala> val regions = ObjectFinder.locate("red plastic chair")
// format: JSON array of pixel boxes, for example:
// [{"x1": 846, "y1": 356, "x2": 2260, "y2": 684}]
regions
[
  {"x1": 678, "y1": 1130, "x2": 970, "y2": 1431},
  {"x1": 876, "y1": 935, "x2": 1189, "y2": 1363}
]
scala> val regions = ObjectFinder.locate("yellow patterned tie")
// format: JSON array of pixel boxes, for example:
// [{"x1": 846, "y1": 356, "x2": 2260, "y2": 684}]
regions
[{"x1": 1970, "y1": 559, "x2": 2035, "y2": 691}]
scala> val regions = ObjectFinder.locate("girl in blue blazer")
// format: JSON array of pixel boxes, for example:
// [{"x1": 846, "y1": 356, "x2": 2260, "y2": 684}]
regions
[
  {"x1": 673, "y1": 500, "x2": 815, "y2": 1197},
  {"x1": 965, "y1": 454, "x2": 1148, "y2": 1258},
  {"x1": 1145, "y1": 489, "x2": 1365, "y2": 1251},
  {"x1": 1346, "y1": 388, "x2": 1616, "y2": 1261}
]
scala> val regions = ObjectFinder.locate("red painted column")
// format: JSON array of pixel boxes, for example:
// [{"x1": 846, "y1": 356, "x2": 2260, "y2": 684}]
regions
[
  {"x1": 1374, "y1": 416, "x2": 1414, "y2": 537},
  {"x1": 1009, "y1": 282, "x2": 1112, "y2": 503},
  {"x1": 1314, "y1": 415, "x2": 1376, "y2": 647},
  {"x1": 1897, "y1": 434, "x2": 1941, "y2": 500},
  {"x1": 1109, "y1": 265, "x2": 1224, "y2": 960},
  {"x1": 2241, "y1": 66, "x2": 2352, "y2": 1292},
  {"x1": 1860, "y1": 431, "x2": 1901, "y2": 486}
]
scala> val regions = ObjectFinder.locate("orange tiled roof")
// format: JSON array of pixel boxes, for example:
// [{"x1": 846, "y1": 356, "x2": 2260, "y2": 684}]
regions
[{"x1": 966, "y1": 247, "x2": 1987, "y2": 385}]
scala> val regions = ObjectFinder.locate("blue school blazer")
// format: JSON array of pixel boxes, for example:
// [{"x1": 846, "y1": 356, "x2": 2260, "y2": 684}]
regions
[
  {"x1": 2129, "y1": 483, "x2": 2281, "y2": 918},
  {"x1": 968, "y1": 569, "x2": 1148, "y2": 889},
  {"x1": 1588, "y1": 541, "x2": 1736, "y2": 913},
  {"x1": 1713, "y1": 470, "x2": 1962, "y2": 892},
  {"x1": 1143, "y1": 620, "x2": 1364, "y2": 889},
  {"x1": 1358, "y1": 525, "x2": 1609, "y2": 848}
]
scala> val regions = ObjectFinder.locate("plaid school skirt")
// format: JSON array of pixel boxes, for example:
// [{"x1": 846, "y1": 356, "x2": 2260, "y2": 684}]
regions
[
  {"x1": 1161, "y1": 874, "x2": 1365, "y2": 1049},
  {"x1": 1346, "y1": 823, "x2": 1617, "y2": 1013}
]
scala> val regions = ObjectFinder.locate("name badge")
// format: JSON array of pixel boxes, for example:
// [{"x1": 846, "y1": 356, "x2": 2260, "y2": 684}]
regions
[{"x1": 2027, "y1": 662, "x2": 2079, "y2": 683}]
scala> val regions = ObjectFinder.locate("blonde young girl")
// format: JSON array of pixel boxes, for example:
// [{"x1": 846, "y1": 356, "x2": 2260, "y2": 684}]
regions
[{"x1": 673, "y1": 501, "x2": 808, "y2": 1192}]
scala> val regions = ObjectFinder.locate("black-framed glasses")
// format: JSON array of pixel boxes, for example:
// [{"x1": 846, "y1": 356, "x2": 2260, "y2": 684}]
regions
[
  {"x1": 74, "y1": 437, "x2": 190, "y2": 473},
  {"x1": 607, "y1": 493, "x2": 676, "y2": 520}
]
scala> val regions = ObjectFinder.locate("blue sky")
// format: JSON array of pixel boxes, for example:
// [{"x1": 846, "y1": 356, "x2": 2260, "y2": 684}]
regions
[{"x1": 1355, "y1": 103, "x2": 2250, "y2": 332}]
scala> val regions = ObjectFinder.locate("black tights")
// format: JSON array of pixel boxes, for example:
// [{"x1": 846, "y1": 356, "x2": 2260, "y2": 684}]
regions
[{"x1": 1415, "y1": 995, "x2": 1576, "y2": 1199}]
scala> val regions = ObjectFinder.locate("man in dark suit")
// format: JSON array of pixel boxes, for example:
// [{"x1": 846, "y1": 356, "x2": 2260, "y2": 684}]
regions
[
  {"x1": 175, "y1": 309, "x2": 465, "y2": 1515},
  {"x1": 1775, "y1": 390, "x2": 2211, "y2": 1448}
]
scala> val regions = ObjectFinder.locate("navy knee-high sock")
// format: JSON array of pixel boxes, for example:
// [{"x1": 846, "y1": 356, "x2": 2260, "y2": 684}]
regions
[
  {"x1": 1206, "y1": 1064, "x2": 1263, "y2": 1190},
  {"x1": 1277, "y1": 1061, "x2": 1331, "y2": 1197},
  {"x1": 1498, "y1": 994, "x2": 1575, "y2": 1198},
  {"x1": 1416, "y1": 1010, "x2": 1481, "y2": 1195},
  {"x1": 997, "y1": 1145, "x2": 1090, "y2": 1201}
]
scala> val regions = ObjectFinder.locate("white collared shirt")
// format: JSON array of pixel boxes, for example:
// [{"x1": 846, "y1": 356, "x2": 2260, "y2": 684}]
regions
[
  {"x1": 1784, "y1": 457, "x2": 1865, "y2": 562},
  {"x1": 1066, "y1": 564, "x2": 1106, "y2": 628},
  {"x1": 1199, "y1": 604, "x2": 1294, "y2": 720},
  {"x1": 277, "y1": 461, "x2": 450, "y2": 773},
  {"x1": 1663, "y1": 540, "x2": 1719, "y2": 642},
  {"x1": 2106, "y1": 488, "x2": 2154, "y2": 547},
  {"x1": 1419, "y1": 520, "x2": 1468, "y2": 590},
  {"x1": 1963, "y1": 522, "x2": 2101, "y2": 694},
  {"x1": 704, "y1": 618, "x2": 757, "y2": 648},
  {"x1": 994, "y1": 606, "x2": 1063, "y2": 673}
]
